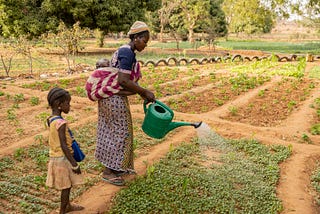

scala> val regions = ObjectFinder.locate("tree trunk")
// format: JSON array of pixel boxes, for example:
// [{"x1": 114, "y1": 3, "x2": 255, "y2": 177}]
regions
[
  {"x1": 160, "y1": 24, "x2": 164, "y2": 42},
  {"x1": 188, "y1": 26, "x2": 195, "y2": 43}
]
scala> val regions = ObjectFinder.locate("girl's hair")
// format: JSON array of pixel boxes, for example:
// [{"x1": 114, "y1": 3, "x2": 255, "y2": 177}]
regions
[
  {"x1": 129, "y1": 30, "x2": 149, "y2": 41},
  {"x1": 47, "y1": 87, "x2": 70, "y2": 107}
]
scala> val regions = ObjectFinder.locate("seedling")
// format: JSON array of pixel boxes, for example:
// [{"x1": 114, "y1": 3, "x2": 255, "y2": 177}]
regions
[
  {"x1": 301, "y1": 133, "x2": 312, "y2": 144},
  {"x1": 13, "y1": 93, "x2": 25, "y2": 103},
  {"x1": 16, "y1": 128, "x2": 24, "y2": 135},
  {"x1": 75, "y1": 86, "x2": 86, "y2": 97},
  {"x1": 36, "y1": 112, "x2": 50, "y2": 127},
  {"x1": 228, "y1": 105, "x2": 238, "y2": 116},
  {"x1": 7, "y1": 108, "x2": 18, "y2": 124},
  {"x1": 287, "y1": 100, "x2": 297, "y2": 111},
  {"x1": 34, "y1": 135, "x2": 44, "y2": 144},
  {"x1": 311, "y1": 124, "x2": 320, "y2": 135},
  {"x1": 258, "y1": 89, "x2": 265, "y2": 97},
  {"x1": 213, "y1": 98, "x2": 224, "y2": 106},
  {"x1": 30, "y1": 96, "x2": 40, "y2": 106}
]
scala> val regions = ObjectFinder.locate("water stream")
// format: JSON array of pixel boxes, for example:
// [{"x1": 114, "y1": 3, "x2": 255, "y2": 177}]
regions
[{"x1": 195, "y1": 122, "x2": 231, "y2": 151}]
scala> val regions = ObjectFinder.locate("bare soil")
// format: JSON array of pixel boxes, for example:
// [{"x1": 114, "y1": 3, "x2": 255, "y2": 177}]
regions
[{"x1": 1, "y1": 57, "x2": 320, "y2": 213}]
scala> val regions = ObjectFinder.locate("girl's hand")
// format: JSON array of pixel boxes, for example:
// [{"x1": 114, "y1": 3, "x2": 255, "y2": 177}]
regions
[{"x1": 72, "y1": 165, "x2": 81, "y2": 174}]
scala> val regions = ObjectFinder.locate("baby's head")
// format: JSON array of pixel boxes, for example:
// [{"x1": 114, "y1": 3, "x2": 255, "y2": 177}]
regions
[
  {"x1": 47, "y1": 87, "x2": 71, "y2": 110},
  {"x1": 96, "y1": 58, "x2": 110, "y2": 69}
]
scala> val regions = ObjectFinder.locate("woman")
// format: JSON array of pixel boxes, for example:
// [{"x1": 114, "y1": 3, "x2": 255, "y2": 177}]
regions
[{"x1": 95, "y1": 21, "x2": 155, "y2": 186}]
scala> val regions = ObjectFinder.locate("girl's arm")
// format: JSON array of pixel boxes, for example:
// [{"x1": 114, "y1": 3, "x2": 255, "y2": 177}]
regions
[{"x1": 58, "y1": 124, "x2": 81, "y2": 174}]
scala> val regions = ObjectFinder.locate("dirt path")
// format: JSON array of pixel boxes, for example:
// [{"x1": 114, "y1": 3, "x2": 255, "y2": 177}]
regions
[{"x1": 1, "y1": 61, "x2": 320, "y2": 213}]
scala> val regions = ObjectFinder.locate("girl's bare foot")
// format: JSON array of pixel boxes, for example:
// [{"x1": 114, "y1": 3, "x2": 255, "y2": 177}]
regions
[{"x1": 66, "y1": 203, "x2": 84, "y2": 213}]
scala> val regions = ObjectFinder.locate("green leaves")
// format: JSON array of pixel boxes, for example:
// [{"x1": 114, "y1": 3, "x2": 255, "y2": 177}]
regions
[{"x1": 109, "y1": 138, "x2": 291, "y2": 213}]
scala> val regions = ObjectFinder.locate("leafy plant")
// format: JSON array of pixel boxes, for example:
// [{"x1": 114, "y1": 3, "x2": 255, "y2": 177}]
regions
[
  {"x1": 258, "y1": 89, "x2": 265, "y2": 97},
  {"x1": 16, "y1": 128, "x2": 24, "y2": 135},
  {"x1": 311, "y1": 124, "x2": 320, "y2": 135},
  {"x1": 36, "y1": 112, "x2": 50, "y2": 127},
  {"x1": 287, "y1": 100, "x2": 297, "y2": 111},
  {"x1": 7, "y1": 108, "x2": 18, "y2": 124},
  {"x1": 109, "y1": 138, "x2": 291, "y2": 213},
  {"x1": 301, "y1": 133, "x2": 312, "y2": 144},
  {"x1": 228, "y1": 105, "x2": 238, "y2": 116},
  {"x1": 30, "y1": 96, "x2": 40, "y2": 106},
  {"x1": 13, "y1": 93, "x2": 24, "y2": 103}
]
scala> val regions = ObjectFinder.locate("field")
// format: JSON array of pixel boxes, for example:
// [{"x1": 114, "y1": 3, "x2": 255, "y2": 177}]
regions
[{"x1": 0, "y1": 39, "x2": 320, "y2": 213}]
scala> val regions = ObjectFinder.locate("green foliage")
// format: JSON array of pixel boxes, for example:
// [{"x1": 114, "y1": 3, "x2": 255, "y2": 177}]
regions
[
  {"x1": 301, "y1": 133, "x2": 312, "y2": 144},
  {"x1": 311, "y1": 164, "x2": 320, "y2": 206},
  {"x1": 222, "y1": 0, "x2": 274, "y2": 34},
  {"x1": 0, "y1": 0, "x2": 161, "y2": 38},
  {"x1": 309, "y1": 65, "x2": 320, "y2": 79},
  {"x1": 22, "y1": 80, "x2": 54, "y2": 91},
  {"x1": 42, "y1": 21, "x2": 91, "y2": 72},
  {"x1": 29, "y1": 96, "x2": 40, "y2": 106},
  {"x1": 311, "y1": 124, "x2": 320, "y2": 135},
  {"x1": 13, "y1": 93, "x2": 24, "y2": 103},
  {"x1": 6, "y1": 108, "x2": 17, "y2": 123},
  {"x1": 0, "y1": 0, "x2": 47, "y2": 37},
  {"x1": 217, "y1": 40, "x2": 320, "y2": 54},
  {"x1": 110, "y1": 138, "x2": 291, "y2": 213},
  {"x1": 36, "y1": 112, "x2": 50, "y2": 128}
]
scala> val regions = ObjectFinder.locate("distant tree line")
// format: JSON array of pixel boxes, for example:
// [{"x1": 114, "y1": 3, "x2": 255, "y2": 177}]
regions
[{"x1": 0, "y1": 0, "x2": 316, "y2": 42}]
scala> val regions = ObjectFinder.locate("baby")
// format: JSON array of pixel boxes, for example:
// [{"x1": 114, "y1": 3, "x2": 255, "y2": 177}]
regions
[{"x1": 95, "y1": 58, "x2": 110, "y2": 69}]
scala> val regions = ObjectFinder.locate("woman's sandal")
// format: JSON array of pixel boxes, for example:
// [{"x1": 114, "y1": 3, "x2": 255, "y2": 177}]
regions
[
  {"x1": 116, "y1": 170, "x2": 137, "y2": 176},
  {"x1": 66, "y1": 203, "x2": 84, "y2": 213},
  {"x1": 102, "y1": 176, "x2": 125, "y2": 186}
]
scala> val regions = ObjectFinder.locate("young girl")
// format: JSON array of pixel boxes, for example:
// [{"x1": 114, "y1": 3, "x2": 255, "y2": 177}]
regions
[{"x1": 46, "y1": 87, "x2": 84, "y2": 214}]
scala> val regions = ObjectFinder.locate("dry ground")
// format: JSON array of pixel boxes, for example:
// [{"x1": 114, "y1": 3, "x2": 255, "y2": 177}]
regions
[{"x1": 1, "y1": 55, "x2": 320, "y2": 213}]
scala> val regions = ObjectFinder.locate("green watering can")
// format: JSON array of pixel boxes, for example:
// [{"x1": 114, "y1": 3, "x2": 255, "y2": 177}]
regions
[{"x1": 142, "y1": 100, "x2": 202, "y2": 139}]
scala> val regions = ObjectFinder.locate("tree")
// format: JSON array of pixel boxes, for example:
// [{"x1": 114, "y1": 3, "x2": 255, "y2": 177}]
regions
[
  {"x1": 200, "y1": 0, "x2": 228, "y2": 49},
  {"x1": 222, "y1": 0, "x2": 275, "y2": 35},
  {"x1": 0, "y1": 39, "x2": 15, "y2": 76},
  {"x1": 157, "y1": 0, "x2": 180, "y2": 42},
  {"x1": 180, "y1": 0, "x2": 211, "y2": 43},
  {"x1": 42, "y1": 22, "x2": 90, "y2": 73},
  {"x1": 0, "y1": 0, "x2": 161, "y2": 38},
  {"x1": 12, "y1": 35, "x2": 36, "y2": 74},
  {"x1": 0, "y1": 0, "x2": 47, "y2": 37},
  {"x1": 295, "y1": 0, "x2": 320, "y2": 28}
]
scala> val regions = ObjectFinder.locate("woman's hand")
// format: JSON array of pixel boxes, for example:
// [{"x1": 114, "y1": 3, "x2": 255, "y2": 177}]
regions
[{"x1": 140, "y1": 89, "x2": 155, "y2": 103}]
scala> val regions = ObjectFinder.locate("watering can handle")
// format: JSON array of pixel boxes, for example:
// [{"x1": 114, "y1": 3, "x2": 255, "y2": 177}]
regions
[
  {"x1": 143, "y1": 100, "x2": 174, "y2": 116},
  {"x1": 143, "y1": 100, "x2": 148, "y2": 114}
]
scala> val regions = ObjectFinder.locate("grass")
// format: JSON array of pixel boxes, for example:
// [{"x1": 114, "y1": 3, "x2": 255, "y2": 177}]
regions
[
  {"x1": 109, "y1": 133, "x2": 292, "y2": 213},
  {"x1": 149, "y1": 40, "x2": 206, "y2": 50},
  {"x1": 309, "y1": 65, "x2": 320, "y2": 79},
  {"x1": 217, "y1": 40, "x2": 320, "y2": 54},
  {"x1": 311, "y1": 164, "x2": 320, "y2": 206},
  {"x1": 0, "y1": 119, "x2": 165, "y2": 213},
  {"x1": 2, "y1": 37, "x2": 320, "y2": 77}
]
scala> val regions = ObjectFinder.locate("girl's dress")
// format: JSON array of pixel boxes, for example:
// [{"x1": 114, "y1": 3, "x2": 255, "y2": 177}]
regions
[
  {"x1": 95, "y1": 44, "x2": 140, "y2": 173},
  {"x1": 46, "y1": 116, "x2": 84, "y2": 190}
]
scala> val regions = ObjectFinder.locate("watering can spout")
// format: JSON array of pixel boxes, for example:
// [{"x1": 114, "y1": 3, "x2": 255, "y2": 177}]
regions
[{"x1": 166, "y1": 121, "x2": 203, "y2": 133}]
